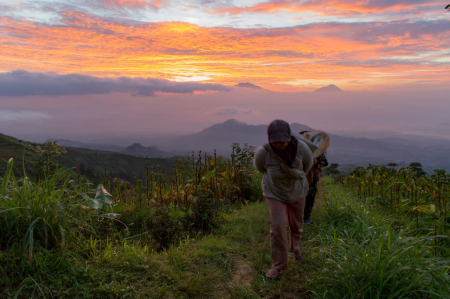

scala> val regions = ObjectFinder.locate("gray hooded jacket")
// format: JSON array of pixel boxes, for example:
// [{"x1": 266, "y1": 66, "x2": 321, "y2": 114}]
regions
[{"x1": 253, "y1": 133, "x2": 313, "y2": 203}]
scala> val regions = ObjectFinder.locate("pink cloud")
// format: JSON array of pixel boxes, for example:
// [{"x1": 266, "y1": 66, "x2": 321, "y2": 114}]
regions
[{"x1": 208, "y1": 0, "x2": 445, "y2": 16}]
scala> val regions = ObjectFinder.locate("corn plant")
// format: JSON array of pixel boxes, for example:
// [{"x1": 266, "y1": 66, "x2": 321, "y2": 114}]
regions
[{"x1": 343, "y1": 164, "x2": 450, "y2": 255}]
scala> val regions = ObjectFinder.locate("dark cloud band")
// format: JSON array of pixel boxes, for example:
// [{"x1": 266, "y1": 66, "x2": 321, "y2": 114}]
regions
[{"x1": 0, "y1": 70, "x2": 231, "y2": 97}]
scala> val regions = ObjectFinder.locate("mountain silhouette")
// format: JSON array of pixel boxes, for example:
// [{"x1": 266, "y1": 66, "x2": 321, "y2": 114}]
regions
[
  {"x1": 163, "y1": 119, "x2": 311, "y2": 154},
  {"x1": 313, "y1": 84, "x2": 343, "y2": 92},
  {"x1": 234, "y1": 82, "x2": 263, "y2": 89}
]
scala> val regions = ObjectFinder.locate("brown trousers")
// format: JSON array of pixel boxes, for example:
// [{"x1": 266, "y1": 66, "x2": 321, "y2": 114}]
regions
[{"x1": 265, "y1": 196, "x2": 306, "y2": 271}]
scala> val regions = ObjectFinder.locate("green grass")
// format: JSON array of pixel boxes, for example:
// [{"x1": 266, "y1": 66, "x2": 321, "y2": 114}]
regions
[
  {"x1": 1, "y1": 198, "x2": 271, "y2": 298},
  {"x1": 307, "y1": 179, "x2": 450, "y2": 298}
]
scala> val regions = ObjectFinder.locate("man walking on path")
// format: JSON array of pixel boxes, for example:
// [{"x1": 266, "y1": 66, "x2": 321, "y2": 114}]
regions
[{"x1": 254, "y1": 120, "x2": 314, "y2": 279}]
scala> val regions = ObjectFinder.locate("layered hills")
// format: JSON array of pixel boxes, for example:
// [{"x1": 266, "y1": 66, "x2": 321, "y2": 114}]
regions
[{"x1": 4, "y1": 118, "x2": 450, "y2": 178}]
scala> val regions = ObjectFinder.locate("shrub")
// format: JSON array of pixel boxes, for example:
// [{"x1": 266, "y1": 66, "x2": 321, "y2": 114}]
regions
[
  {"x1": 185, "y1": 190, "x2": 222, "y2": 232},
  {"x1": 150, "y1": 206, "x2": 183, "y2": 250}
]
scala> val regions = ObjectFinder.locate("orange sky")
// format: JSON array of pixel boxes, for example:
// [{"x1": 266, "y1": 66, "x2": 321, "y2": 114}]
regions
[{"x1": 1, "y1": 0, "x2": 450, "y2": 91}]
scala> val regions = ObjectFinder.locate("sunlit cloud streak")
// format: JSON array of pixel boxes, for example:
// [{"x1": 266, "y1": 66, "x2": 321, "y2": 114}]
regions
[
  {"x1": 0, "y1": 70, "x2": 231, "y2": 96},
  {"x1": 207, "y1": 0, "x2": 444, "y2": 15}
]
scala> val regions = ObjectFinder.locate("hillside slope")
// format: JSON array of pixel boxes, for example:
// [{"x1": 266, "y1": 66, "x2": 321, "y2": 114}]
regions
[
  {"x1": 0, "y1": 133, "x2": 175, "y2": 180},
  {"x1": 0, "y1": 133, "x2": 39, "y2": 176}
]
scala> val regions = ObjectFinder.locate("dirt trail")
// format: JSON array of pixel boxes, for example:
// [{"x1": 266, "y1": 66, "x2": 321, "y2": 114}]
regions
[
  {"x1": 231, "y1": 259, "x2": 254, "y2": 287},
  {"x1": 224, "y1": 180, "x2": 327, "y2": 298}
]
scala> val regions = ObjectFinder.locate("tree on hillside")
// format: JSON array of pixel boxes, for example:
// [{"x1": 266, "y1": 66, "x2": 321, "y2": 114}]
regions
[
  {"x1": 323, "y1": 163, "x2": 341, "y2": 176},
  {"x1": 408, "y1": 162, "x2": 427, "y2": 177},
  {"x1": 29, "y1": 140, "x2": 67, "y2": 180}
]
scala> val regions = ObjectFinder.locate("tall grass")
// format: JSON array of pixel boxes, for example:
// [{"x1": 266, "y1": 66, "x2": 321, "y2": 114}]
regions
[
  {"x1": 343, "y1": 165, "x2": 450, "y2": 253},
  {"x1": 0, "y1": 159, "x2": 92, "y2": 262},
  {"x1": 309, "y1": 180, "x2": 450, "y2": 299}
]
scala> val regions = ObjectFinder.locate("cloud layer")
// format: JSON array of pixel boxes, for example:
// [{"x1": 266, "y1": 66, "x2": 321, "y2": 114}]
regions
[
  {"x1": 0, "y1": 110, "x2": 51, "y2": 122},
  {"x1": 0, "y1": 70, "x2": 230, "y2": 96}
]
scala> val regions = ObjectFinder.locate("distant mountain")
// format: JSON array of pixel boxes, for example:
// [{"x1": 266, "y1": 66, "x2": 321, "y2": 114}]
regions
[
  {"x1": 234, "y1": 82, "x2": 263, "y2": 89},
  {"x1": 151, "y1": 119, "x2": 450, "y2": 173},
  {"x1": 52, "y1": 139, "x2": 123, "y2": 152},
  {"x1": 120, "y1": 143, "x2": 166, "y2": 158},
  {"x1": 161, "y1": 119, "x2": 313, "y2": 155},
  {"x1": 313, "y1": 84, "x2": 343, "y2": 92},
  {"x1": 169, "y1": 119, "x2": 267, "y2": 154}
]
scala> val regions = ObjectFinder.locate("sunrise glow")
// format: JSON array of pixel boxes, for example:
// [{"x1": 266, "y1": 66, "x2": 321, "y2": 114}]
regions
[{"x1": 0, "y1": 0, "x2": 449, "y2": 91}]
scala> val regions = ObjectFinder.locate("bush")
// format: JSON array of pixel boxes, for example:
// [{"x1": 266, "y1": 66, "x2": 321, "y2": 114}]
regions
[
  {"x1": 186, "y1": 190, "x2": 222, "y2": 232},
  {"x1": 150, "y1": 206, "x2": 183, "y2": 250}
]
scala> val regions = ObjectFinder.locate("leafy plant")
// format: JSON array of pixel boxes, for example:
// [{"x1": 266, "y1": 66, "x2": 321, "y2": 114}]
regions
[
  {"x1": 85, "y1": 185, "x2": 125, "y2": 214},
  {"x1": 342, "y1": 164, "x2": 450, "y2": 255}
]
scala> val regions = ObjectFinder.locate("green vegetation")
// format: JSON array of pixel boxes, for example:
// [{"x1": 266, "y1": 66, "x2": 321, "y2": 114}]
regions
[
  {"x1": 0, "y1": 133, "x2": 38, "y2": 177},
  {"x1": 1, "y1": 134, "x2": 450, "y2": 298},
  {"x1": 0, "y1": 142, "x2": 262, "y2": 297},
  {"x1": 343, "y1": 165, "x2": 450, "y2": 254},
  {"x1": 55, "y1": 147, "x2": 174, "y2": 183},
  {"x1": 307, "y1": 179, "x2": 450, "y2": 298},
  {"x1": 0, "y1": 133, "x2": 174, "y2": 181}
]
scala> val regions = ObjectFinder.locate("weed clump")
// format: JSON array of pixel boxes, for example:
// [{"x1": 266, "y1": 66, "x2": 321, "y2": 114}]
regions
[
  {"x1": 150, "y1": 206, "x2": 183, "y2": 250},
  {"x1": 186, "y1": 190, "x2": 222, "y2": 232}
]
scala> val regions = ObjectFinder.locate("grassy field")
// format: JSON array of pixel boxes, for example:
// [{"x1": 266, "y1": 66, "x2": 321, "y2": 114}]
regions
[
  {"x1": 1, "y1": 135, "x2": 450, "y2": 299},
  {"x1": 0, "y1": 142, "x2": 260, "y2": 298}
]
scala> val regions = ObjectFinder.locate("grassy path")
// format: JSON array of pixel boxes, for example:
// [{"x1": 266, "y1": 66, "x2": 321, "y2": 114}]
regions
[
  {"x1": 26, "y1": 184, "x2": 322, "y2": 298},
  {"x1": 3, "y1": 181, "x2": 324, "y2": 298}
]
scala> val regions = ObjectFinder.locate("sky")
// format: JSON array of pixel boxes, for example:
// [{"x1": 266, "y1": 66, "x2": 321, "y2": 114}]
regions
[{"x1": 0, "y1": 1, "x2": 450, "y2": 141}]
